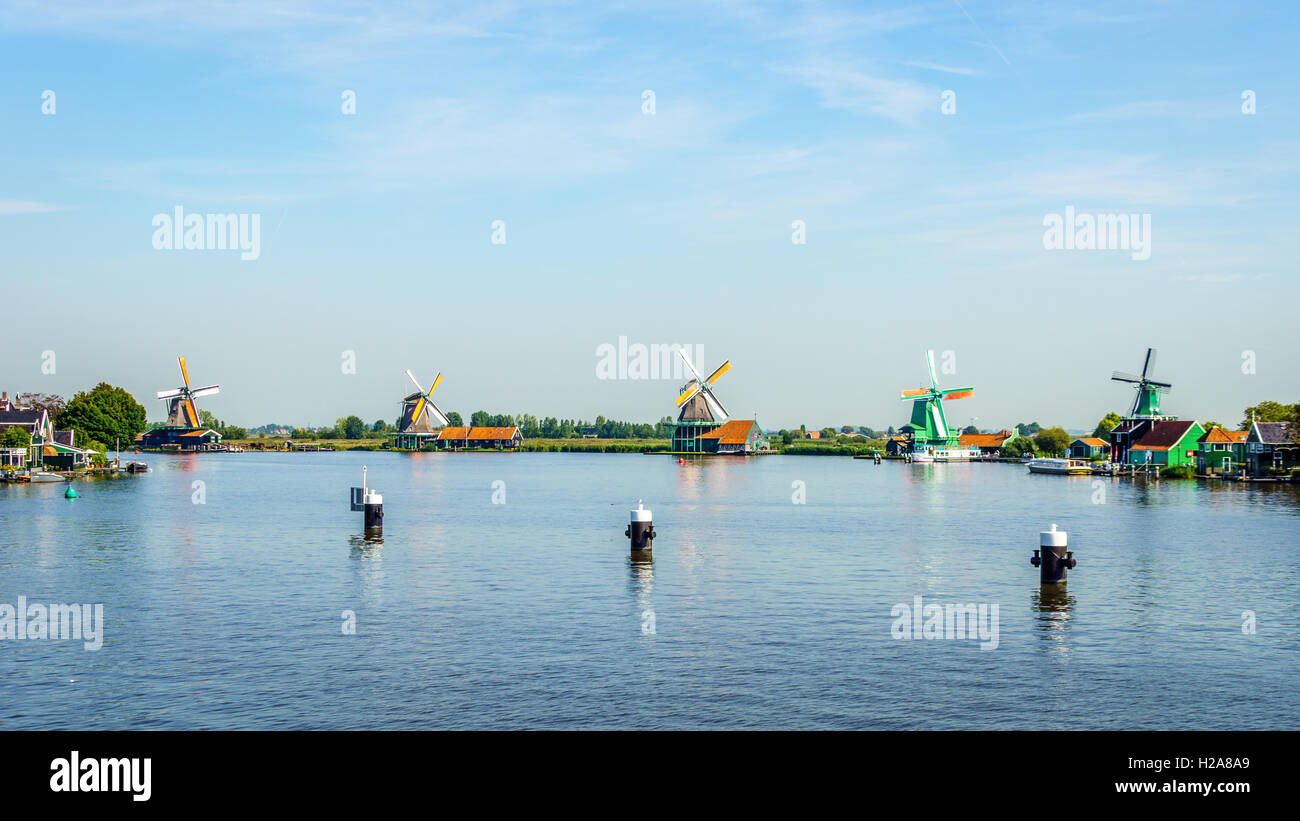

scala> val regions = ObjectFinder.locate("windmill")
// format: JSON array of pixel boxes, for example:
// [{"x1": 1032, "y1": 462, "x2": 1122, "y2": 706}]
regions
[
  {"x1": 1111, "y1": 347, "x2": 1171, "y2": 418},
  {"x1": 399, "y1": 369, "x2": 451, "y2": 433},
  {"x1": 674, "y1": 349, "x2": 731, "y2": 422},
  {"x1": 899, "y1": 350, "x2": 973, "y2": 447},
  {"x1": 156, "y1": 356, "x2": 219, "y2": 429}
]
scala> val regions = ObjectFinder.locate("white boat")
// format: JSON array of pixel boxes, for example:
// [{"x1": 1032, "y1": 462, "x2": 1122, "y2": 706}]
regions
[
  {"x1": 1027, "y1": 458, "x2": 1092, "y2": 475},
  {"x1": 29, "y1": 471, "x2": 69, "y2": 483}
]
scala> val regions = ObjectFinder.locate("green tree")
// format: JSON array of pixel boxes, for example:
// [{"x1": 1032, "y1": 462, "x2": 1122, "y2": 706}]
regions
[
  {"x1": 1091, "y1": 412, "x2": 1122, "y2": 442},
  {"x1": 1033, "y1": 426, "x2": 1070, "y2": 456},
  {"x1": 1202, "y1": 420, "x2": 1222, "y2": 432},
  {"x1": 55, "y1": 383, "x2": 146, "y2": 447},
  {"x1": 1, "y1": 426, "x2": 31, "y2": 448},
  {"x1": 961, "y1": 424, "x2": 979, "y2": 435},
  {"x1": 1240, "y1": 400, "x2": 1296, "y2": 430},
  {"x1": 1001, "y1": 436, "x2": 1036, "y2": 458},
  {"x1": 445, "y1": 411, "x2": 463, "y2": 427},
  {"x1": 341, "y1": 415, "x2": 366, "y2": 439}
]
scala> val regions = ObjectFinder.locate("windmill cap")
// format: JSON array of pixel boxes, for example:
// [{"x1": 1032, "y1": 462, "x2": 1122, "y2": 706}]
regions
[{"x1": 1040, "y1": 523, "x2": 1067, "y2": 547}]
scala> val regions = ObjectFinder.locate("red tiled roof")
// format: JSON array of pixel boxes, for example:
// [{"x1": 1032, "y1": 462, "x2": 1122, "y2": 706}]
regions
[
  {"x1": 1130, "y1": 420, "x2": 1199, "y2": 451},
  {"x1": 698, "y1": 420, "x2": 757, "y2": 445},
  {"x1": 1074, "y1": 437, "x2": 1109, "y2": 447},
  {"x1": 437, "y1": 426, "x2": 519, "y2": 440},
  {"x1": 958, "y1": 431, "x2": 1013, "y2": 448},
  {"x1": 1199, "y1": 428, "x2": 1247, "y2": 443},
  {"x1": 467, "y1": 426, "x2": 519, "y2": 440}
]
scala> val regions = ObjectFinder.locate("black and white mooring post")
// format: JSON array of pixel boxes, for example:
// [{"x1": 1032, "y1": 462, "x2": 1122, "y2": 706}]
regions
[
  {"x1": 1030, "y1": 523, "x2": 1075, "y2": 584},
  {"x1": 351, "y1": 466, "x2": 383, "y2": 535},
  {"x1": 625, "y1": 500, "x2": 655, "y2": 553}
]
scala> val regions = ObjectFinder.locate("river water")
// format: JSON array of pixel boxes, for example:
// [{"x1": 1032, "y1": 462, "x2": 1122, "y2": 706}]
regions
[{"x1": 1, "y1": 452, "x2": 1296, "y2": 729}]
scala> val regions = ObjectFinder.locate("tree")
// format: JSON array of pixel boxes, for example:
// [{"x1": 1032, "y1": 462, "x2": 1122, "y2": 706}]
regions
[
  {"x1": 1092, "y1": 412, "x2": 1122, "y2": 442},
  {"x1": 470, "y1": 410, "x2": 491, "y2": 428},
  {"x1": 55, "y1": 383, "x2": 146, "y2": 448},
  {"x1": 341, "y1": 415, "x2": 366, "y2": 439},
  {"x1": 1001, "y1": 436, "x2": 1036, "y2": 458},
  {"x1": 446, "y1": 411, "x2": 463, "y2": 427},
  {"x1": 1240, "y1": 401, "x2": 1296, "y2": 430},
  {"x1": 961, "y1": 425, "x2": 979, "y2": 435},
  {"x1": 372, "y1": 419, "x2": 388, "y2": 433},
  {"x1": 1, "y1": 426, "x2": 30, "y2": 448},
  {"x1": 1202, "y1": 420, "x2": 1222, "y2": 432},
  {"x1": 1015, "y1": 421, "x2": 1041, "y2": 436},
  {"x1": 819, "y1": 427, "x2": 836, "y2": 439},
  {"x1": 22, "y1": 393, "x2": 66, "y2": 417},
  {"x1": 1033, "y1": 426, "x2": 1070, "y2": 456}
]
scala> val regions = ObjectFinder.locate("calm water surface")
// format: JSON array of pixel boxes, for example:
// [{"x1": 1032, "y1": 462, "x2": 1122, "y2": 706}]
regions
[{"x1": 2, "y1": 452, "x2": 1297, "y2": 729}]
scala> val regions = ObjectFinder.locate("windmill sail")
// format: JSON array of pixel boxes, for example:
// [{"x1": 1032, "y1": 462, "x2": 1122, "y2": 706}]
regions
[
  {"x1": 674, "y1": 349, "x2": 731, "y2": 423},
  {"x1": 399, "y1": 369, "x2": 451, "y2": 432},
  {"x1": 159, "y1": 356, "x2": 218, "y2": 429}
]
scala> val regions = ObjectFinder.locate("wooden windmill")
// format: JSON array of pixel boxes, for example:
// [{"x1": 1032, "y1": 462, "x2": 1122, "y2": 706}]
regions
[
  {"x1": 899, "y1": 350, "x2": 972, "y2": 450},
  {"x1": 674, "y1": 348, "x2": 731, "y2": 423},
  {"x1": 1111, "y1": 347, "x2": 1171, "y2": 418},
  {"x1": 156, "y1": 356, "x2": 219, "y2": 429},
  {"x1": 399, "y1": 369, "x2": 451, "y2": 433}
]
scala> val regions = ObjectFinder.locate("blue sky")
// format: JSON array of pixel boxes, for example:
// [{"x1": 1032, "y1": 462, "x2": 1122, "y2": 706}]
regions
[{"x1": 1, "y1": 0, "x2": 1297, "y2": 431}]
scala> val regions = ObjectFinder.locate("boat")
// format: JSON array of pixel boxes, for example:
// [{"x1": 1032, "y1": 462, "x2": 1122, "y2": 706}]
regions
[
  {"x1": 126, "y1": 461, "x2": 150, "y2": 473},
  {"x1": 1027, "y1": 458, "x2": 1093, "y2": 475},
  {"x1": 29, "y1": 471, "x2": 69, "y2": 483}
]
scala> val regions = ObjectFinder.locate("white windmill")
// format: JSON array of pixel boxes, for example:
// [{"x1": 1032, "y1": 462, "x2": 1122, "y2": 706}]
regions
[
  {"x1": 398, "y1": 369, "x2": 451, "y2": 433},
  {"x1": 674, "y1": 348, "x2": 732, "y2": 422},
  {"x1": 156, "y1": 356, "x2": 220, "y2": 428}
]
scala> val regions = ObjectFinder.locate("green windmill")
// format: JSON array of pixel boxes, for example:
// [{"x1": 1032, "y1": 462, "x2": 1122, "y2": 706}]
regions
[
  {"x1": 1111, "y1": 347, "x2": 1171, "y2": 418},
  {"x1": 899, "y1": 350, "x2": 974, "y2": 454}
]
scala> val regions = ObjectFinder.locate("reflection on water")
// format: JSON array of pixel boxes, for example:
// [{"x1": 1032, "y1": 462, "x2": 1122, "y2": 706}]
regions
[
  {"x1": 628, "y1": 554, "x2": 654, "y2": 634},
  {"x1": 1032, "y1": 584, "x2": 1075, "y2": 656}
]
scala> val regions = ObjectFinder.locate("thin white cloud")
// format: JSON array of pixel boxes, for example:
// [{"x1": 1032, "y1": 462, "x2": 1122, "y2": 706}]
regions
[
  {"x1": 904, "y1": 60, "x2": 981, "y2": 76},
  {"x1": 0, "y1": 199, "x2": 64, "y2": 214},
  {"x1": 776, "y1": 62, "x2": 937, "y2": 125}
]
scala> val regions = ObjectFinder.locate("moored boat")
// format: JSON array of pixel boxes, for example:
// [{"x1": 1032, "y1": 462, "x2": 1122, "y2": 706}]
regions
[{"x1": 1027, "y1": 457, "x2": 1092, "y2": 475}]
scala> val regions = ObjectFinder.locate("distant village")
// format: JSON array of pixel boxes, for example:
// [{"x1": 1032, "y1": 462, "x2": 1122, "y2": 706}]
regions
[{"x1": 2, "y1": 347, "x2": 1297, "y2": 481}]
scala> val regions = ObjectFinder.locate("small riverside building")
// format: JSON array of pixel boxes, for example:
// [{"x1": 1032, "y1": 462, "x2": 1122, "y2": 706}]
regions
[
  {"x1": 1245, "y1": 421, "x2": 1298, "y2": 476},
  {"x1": 0, "y1": 408, "x2": 91, "y2": 468},
  {"x1": 138, "y1": 427, "x2": 223, "y2": 451},
  {"x1": 1196, "y1": 428, "x2": 1248, "y2": 475},
  {"x1": 695, "y1": 419, "x2": 769, "y2": 454},
  {"x1": 428, "y1": 426, "x2": 523, "y2": 450},
  {"x1": 1069, "y1": 437, "x2": 1112, "y2": 459},
  {"x1": 1125, "y1": 420, "x2": 1204, "y2": 468},
  {"x1": 958, "y1": 429, "x2": 1014, "y2": 457}
]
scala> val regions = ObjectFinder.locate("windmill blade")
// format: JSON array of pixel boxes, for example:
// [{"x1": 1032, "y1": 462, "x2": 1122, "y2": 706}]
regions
[
  {"x1": 675, "y1": 381, "x2": 702, "y2": 407},
  {"x1": 929, "y1": 403, "x2": 947, "y2": 438},
  {"x1": 409, "y1": 396, "x2": 427, "y2": 427},
  {"x1": 1111, "y1": 371, "x2": 1142, "y2": 383},
  {"x1": 178, "y1": 356, "x2": 191, "y2": 388},
  {"x1": 190, "y1": 385, "x2": 220, "y2": 398},
  {"x1": 705, "y1": 361, "x2": 731, "y2": 385},
  {"x1": 1147, "y1": 380, "x2": 1172, "y2": 389},
  {"x1": 677, "y1": 347, "x2": 705, "y2": 384},
  {"x1": 940, "y1": 389, "x2": 973, "y2": 400},
  {"x1": 1141, "y1": 348, "x2": 1157, "y2": 379},
  {"x1": 900, "y1": 388, "x2": 930, "y2": 399},
  {"x1": 427, "y1": 372, "x2": 443, "y2": 396},
  {"x1": 405, "y1": 369, "x2": 425, "y2": 395},
  {"x1": 157, "y1": 389, "x2": 184, "y2": 400},
  {"x1": 702, "y1": 388, "x2": 729, "y2": 421},
  {"x1": 182, "y1": 399, "x2": 198, "y2": 428},
  {"x1": 925, "y1": 350, "x2": 938, "y2": 390},
  {"x1": 428, "y1": 401, "x2": 451, "y2": 427}
]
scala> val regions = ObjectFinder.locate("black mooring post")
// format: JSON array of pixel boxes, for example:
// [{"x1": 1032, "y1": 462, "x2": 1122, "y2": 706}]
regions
[
  {"x1": 625, "y1": 500, "x2": 655, "y2": 553},
  {"x1": 1030, "y1": 523, "x2": 1075, "y2": 584}
]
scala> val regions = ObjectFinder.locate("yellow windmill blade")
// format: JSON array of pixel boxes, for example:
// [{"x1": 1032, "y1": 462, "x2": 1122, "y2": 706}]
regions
[
  {"x1": 183, "y1": 399, "x2": 198, "y2": 427},
  {"x1": 429, "y1": 373, "x2": 443, "y2": 394},
  {"x1": 676, "y1": 383, "x2": 701, "y2": 406},
  {"x1": 706, "y1": 360, "x2": 731, "y2": 384},
  {"x1": 178, "y1": 356, "x2": 191, "y2": 388},
  {"x1": 410, "y1": 396, "x2": 427, "y2": 425}
]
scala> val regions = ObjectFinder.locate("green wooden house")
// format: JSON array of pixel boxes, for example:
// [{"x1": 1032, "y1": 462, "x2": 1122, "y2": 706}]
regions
[
  {"x1": 1126, "y1": 420, "x2": 1204, "y2": 467},
  {"x1": 1196, "y1": 427, "x2": 1248, "y2": 475}
]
